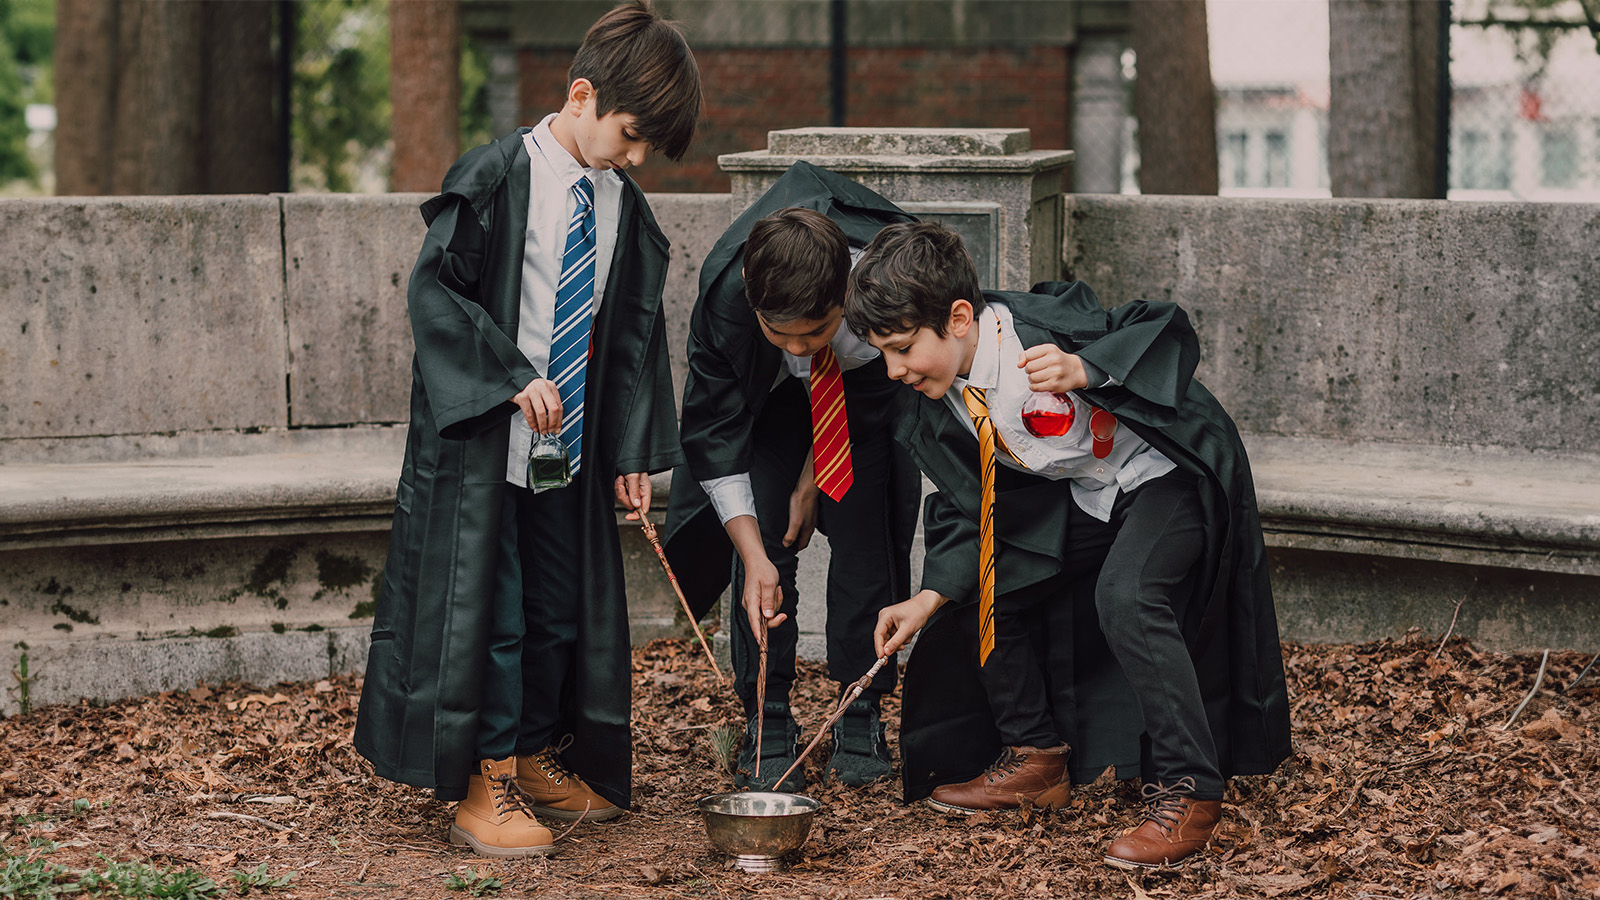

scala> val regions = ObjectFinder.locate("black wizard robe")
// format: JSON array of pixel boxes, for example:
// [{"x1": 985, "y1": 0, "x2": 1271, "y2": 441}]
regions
[
  {"x1": 353, "y1": 129, "x2": 683, "y2": 806},
  {"x1": 898, "y1": 282, "x2": 1292, "y2": 800},
  {"x1": 662, "y1": 160, "x2": 920, "y2": 617}
]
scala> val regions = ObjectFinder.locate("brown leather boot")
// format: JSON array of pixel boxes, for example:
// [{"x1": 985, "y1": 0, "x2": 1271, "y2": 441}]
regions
[
  {"x1": 1103, "y1": 778, "x2": 1222, "y2": 869},
  {"x1": 449, "y1": 757, "x2": 556, "y2": 858},
  {"x1": 926, "y1": 744, "x2": 1071, "y2": 813},
  {"x1": 516, "y1": 743, "x2": 622, "y2": 822}
]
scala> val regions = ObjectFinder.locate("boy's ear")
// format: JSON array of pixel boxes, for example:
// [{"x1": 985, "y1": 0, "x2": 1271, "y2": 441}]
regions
[
  {"x1": 566, "y1": 78, "x2": 596, "y2": 115},
  {"x1": 948, "y1": 298, "x2": 975, "y2": 338}
]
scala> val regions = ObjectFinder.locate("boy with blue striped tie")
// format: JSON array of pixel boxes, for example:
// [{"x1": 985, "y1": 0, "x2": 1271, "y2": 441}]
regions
[{"x1": 355, "y1": 1, "x2": 701, "y2": 858}]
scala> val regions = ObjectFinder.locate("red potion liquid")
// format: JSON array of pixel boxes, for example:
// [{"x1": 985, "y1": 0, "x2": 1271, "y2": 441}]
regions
[{"x1": 1021, "y1": 392, "x2": 1075, "y2": 436}]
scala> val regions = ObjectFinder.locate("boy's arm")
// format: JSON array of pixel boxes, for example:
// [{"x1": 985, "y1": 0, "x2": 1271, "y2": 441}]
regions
[
  {"x1": 1071, "y1": 300, "x2": 1200, "y2": 426},
  {"x1": 408, "y1": 196, "x2": 541, "y2": 440}
]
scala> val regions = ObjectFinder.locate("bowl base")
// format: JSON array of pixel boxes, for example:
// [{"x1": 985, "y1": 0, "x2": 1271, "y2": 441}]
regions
[{"x1": 730, "y1": 853, "x2": 784, "y2": 874}]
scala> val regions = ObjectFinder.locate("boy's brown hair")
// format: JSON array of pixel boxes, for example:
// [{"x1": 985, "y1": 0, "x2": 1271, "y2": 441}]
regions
[
  {"x1": 845, "y1": 222, "x2": 985, "y2": 338},
  {"x1": 570, "y1": 1, "x2": 702, "y2": 161},
  {"x1": 744, "y1": 208, "x2": 851, "y2": 324}
]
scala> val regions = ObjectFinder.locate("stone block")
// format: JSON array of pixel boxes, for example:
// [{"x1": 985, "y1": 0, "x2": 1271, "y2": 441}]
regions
[
  {"x1": 1064, "y1": 196, "x2": 1600, "y2": 453},
  {"x1": 0, "y1": 196, "x2": 287, "y2": 443},
  {"x1": 722, "y1": 128, "x2": 1071, "y2": 291},
  {"x1": 5, "y1": 626, "x2": 372, "y2": 717},
  {"x1": 647, "y1": 192, "x2": 734, "y2": 405},
  {"x1": 283, "y1": 193, "x2": 427, "y2": 427}
]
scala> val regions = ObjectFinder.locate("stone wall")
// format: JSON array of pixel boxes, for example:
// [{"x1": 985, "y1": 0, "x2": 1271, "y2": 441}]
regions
[{"x1": 4, "y1": 188, "x2": 1598, "y2": 715}]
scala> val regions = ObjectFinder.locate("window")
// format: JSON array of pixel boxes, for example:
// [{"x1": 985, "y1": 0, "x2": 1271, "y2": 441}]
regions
[
  {"x1": 1264, "y1": 131, "x2": 1289, "y2": 187},
  {"x1": 1224, "y1": 132, "x2": 1248, "y2": 188},
  {"x1": 1541, "y1": 127, "x2": 1577, "y2": 189}
]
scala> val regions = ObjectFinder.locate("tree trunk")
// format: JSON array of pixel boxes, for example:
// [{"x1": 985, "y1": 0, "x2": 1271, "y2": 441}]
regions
[
  {"x1": 1130, "y1": 0, "x2": 1218, "y2": 195},
  {"x1": 54, "y1": 0, "x2": 282, "y2": 196},
  {"x1": 1328, "y1": 0, "x2": 1448, "y2": 198},
  {"x1": 53, "y1": 0, "x2": 117, "y2": 195},
  {"x1": 203, "y1": 1, "x2": 285, "y2": 193},
  {"x1": 111, "y1": 0, "x2": 205, "y2": 194},
  {"x1": 391, "y1": 0, "x2": 461, "y2": 193}
]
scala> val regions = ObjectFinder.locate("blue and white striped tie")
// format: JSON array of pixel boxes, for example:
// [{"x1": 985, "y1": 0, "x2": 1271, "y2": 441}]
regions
[{"x1": 550, "y1": 177, "x2": 596, "y2": 477}]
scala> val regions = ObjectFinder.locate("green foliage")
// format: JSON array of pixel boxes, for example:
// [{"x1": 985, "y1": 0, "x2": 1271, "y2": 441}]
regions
[
  {"x1": 444, "y1": 871, "x2": 503, "y2": 897},
  {"x1": 228, "y1": 863, "x2": 294, "y2": 895},
  {"x1": 290, "y1": 0, "x2": 493, "y2": 192},
  {"x1": 291, "y1": 0, "x2": 391, "y2": 192},
  {"x1": 0, "y1": 852, "x2": 73, "y2": 899},
  {"x1": 1, "y1": 848, "x2": 226, "y2": 900},
  {"x1": 0, "y1": 0, "x2": 52, "y2": 188},
  {"x1": 75, "y1": 856, "x2": 220, "y2": 899},
  {"x1": 459, "y1": 35, "x2": 495, "y2": 153}
]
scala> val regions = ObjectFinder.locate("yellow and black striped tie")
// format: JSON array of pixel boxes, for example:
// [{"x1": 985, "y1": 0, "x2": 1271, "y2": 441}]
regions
[{"x1": 961, "y1": 385, "x2": 998, "y2": 667}]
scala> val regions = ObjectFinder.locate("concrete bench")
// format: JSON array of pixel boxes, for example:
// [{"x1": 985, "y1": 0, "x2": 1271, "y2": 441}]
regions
[
  {"x1": 1067, "y1": 194, "x2": 1600, "y2": 652},
  {"x1": 0, "y1": 192, "x2": 728, "y2": 716}
]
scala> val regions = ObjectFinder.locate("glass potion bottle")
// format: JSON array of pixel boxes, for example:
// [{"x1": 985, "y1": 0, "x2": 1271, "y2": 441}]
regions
[
  {"x1": 526, "y1": 432, "x2": 572, "y2": 489},
  {"x1": 1021, "y1": 391, "x2": 1076, "y2": 437}
]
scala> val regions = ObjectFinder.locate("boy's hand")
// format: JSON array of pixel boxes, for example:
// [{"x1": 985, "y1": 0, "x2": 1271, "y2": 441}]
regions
[
  {"x1": 783, "y1": 464, "x2": 820, "y2": 550},
  {"x1": 726, "y1": 516, "x2": 788, "y2": 634},
  {"x1": 614, "y1": 473, "x2": 652, "y2": 521},
  {"x1": 1018, "y1": 345, "x2": 1089, "y2": 394},
  {"x1": 874, "y1": 589, "x2": 948, "y2": 658},
  {"x1": 741, "y1": 555, "x2": 788, "y2": 635},
  {"x1": 512, "y1": 378, "x2": 564, "y2": 433}
]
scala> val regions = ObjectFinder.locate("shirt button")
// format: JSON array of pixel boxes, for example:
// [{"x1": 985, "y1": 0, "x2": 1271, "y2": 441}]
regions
[{"x1": 1096, "y1": 467, "x2": 1105, "y2": 475}]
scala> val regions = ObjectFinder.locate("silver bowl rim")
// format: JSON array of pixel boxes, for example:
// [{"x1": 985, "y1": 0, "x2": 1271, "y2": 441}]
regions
[{"x1": 695, "y1": 790, "x2": 821, "y2": 817}]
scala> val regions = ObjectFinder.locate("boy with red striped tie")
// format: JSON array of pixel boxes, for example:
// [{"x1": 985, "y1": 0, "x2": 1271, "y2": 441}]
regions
[{"x1": 664, "y1": 162, "x2": 920, "y2": 791}]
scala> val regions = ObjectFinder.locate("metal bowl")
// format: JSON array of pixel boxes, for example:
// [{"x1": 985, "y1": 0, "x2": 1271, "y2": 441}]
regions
[{"x1": 696, "y1": 791, "x2": 820, "y2": 873}]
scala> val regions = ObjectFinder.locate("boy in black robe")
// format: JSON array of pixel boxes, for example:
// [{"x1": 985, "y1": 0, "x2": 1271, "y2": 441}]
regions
[
  {"x1": 353, "y1": 1, "x2": 700, "y2": 858},
  {"x1": 664, "y1": 163, "x2": 920, "y2": 789},
  {"x1": 843, "y1": 222, "x2": 1290, "y2": 869}
]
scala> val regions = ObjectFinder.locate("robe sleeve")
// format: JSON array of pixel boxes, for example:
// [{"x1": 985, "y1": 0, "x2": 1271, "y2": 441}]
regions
[
  {"x1": 678, "y1": 273, "x2": 761, "y2": 481},
  {"x1": 613, "y1": 298, "x2": 685, "y2": 476},
  {"x1": 1026, "y1": 282, "x2": 1200, "y2": 430},
  {"x1": 407, "y1": 195, "x2": 540, "y2": 441},
  {"x1": 917, "y1": 489, "x2": 980, "y2": 607}
]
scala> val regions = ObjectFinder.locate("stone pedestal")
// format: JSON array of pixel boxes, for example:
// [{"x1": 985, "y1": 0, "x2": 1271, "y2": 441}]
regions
[{"x1": 720, "y1": 127, "x2": 1074, "y2": 291}]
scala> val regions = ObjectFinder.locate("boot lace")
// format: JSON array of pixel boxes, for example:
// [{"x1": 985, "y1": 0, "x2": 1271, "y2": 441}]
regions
[
  {"x1": 984, "y1": 747, "x2": 1028, "y2": 783},
  {"x1": 536, "y1": 734, "x2": 577, "y2": 785},
  {"x1": 1137, "y1": 776, "x2": 1198, "y2": 834},
  {"x1": 487, "y1": 771, "x2": 542, "y2": 818}
]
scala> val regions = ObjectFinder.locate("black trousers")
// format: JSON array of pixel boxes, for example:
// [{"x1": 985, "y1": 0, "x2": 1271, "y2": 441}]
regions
[
  {"x1": 729, "y1": 364, "x2": 917, "y2": 716},
  {"x1": 475, "y1": 473, "x2": 586, "y2": 760},
  {"x1": 977, "y1": 470, "x2": 1225, "y2": 799}
]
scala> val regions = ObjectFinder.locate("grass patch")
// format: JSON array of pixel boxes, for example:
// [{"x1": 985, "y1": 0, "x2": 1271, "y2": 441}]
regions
[{"x1": 0, "y1": 848, "x2": 296, "y2": 899}]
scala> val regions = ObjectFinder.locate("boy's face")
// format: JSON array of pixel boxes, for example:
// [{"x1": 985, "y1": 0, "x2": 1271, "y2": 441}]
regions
[
  {"x1": 865, "y1": 300, "x2": 978, "y2": 400},
  {"x1": 755, "y1": 307, "x2": 844, "y2": 359},
  {"x1": 554, "y1": 78, "x2": 653, "y2": 171}
]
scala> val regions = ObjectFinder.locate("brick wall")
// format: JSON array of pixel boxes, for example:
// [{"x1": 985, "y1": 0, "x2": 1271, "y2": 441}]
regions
[{"x1": 517, "y1": 45, "x2": 1074, "y2": 194}]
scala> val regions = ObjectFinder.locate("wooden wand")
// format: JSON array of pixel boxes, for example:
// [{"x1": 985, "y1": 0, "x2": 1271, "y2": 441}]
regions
[
  {"x1": 771, "y1": 654, "x2": 891, "y2": 791},
  {"x1": 637, "y1": 516, "x2": 726, "y2": 681}
]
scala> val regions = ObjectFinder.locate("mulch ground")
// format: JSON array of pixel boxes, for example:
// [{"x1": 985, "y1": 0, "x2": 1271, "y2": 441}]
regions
[{"x1": 2, "y1": 632, "x2": 1597, "y2": 899}]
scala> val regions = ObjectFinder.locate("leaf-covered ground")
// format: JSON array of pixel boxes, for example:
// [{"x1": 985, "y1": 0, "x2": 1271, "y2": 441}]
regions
[{"x1": 2, "y1": 633, "x2": 1597, "y2": 899}]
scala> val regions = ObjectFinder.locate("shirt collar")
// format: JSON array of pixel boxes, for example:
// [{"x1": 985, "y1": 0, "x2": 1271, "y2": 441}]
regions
[
  {"x1": 966, "y1": 305, "x2": 1005, "y2": 391},
  {"x1": 529, "y1": 113, "x2": 614, "y2": 192}
]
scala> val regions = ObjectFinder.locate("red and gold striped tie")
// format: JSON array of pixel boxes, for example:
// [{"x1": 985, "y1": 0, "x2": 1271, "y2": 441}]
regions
[
  {"x1": 810, "y1": 345, "x2": 853, "y2": 502},
  {"x1": 961, "y1": 385, "x2": 997, "y2": 667}
]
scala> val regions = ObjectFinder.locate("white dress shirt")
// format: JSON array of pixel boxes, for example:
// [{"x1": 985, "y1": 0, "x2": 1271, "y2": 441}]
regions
[
  {"x1": 504, "y1": 115, "x2": 623, "y2": 488},
  {"x1": 943, "y1": 302, "x2": 1177, "y2": 522}
]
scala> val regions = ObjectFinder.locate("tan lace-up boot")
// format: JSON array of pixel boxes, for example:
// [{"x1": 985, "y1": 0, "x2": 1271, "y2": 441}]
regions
[
  {"x1": 516, "y1": 743, "x2": 622, "y2": 822},
  {"x1": 449, "y1": 757, "x2": 556, "y2": 857}
]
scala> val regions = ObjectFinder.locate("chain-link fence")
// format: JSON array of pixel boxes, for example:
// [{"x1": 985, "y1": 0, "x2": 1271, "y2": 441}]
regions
[
  {"x1": 1450, "y1": 0, "x2": 1600, "y2": 201},
  {"x1": 1202, "y1": 0, "x2": 1599, "y2": 201}
]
